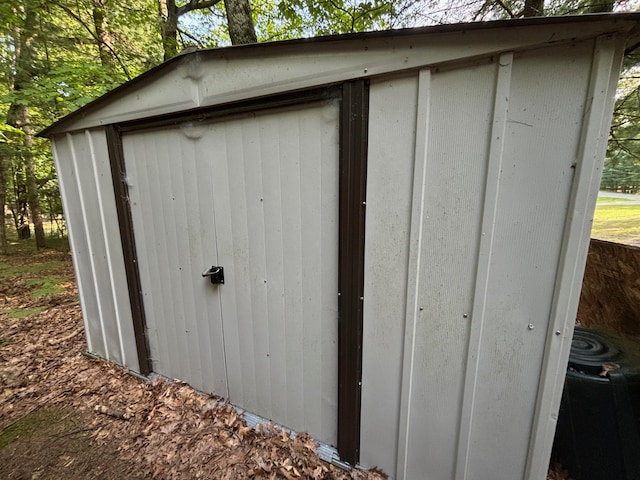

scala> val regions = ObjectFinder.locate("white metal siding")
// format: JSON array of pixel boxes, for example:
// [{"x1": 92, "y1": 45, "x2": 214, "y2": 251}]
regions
[
  {"x1": 123, "y1": 101, "x2": 339, "y2": 445},
  {"x1": 361, "y1": 75, "x2": 418, "y2": 472},
  {"x1": 362, "y1": 38, "x2": 623, "y2": 479},
  {"x1": 459, "y1": 44, "x2": 593, "y2": 480},
  {"x1": 51, "y1": 130, "x2": 139, "y2": 371}
]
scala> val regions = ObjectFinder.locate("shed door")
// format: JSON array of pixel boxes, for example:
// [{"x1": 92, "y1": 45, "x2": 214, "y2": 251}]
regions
[{"x1": 122, "y1": 100, "x2": 340, "y2": 446}]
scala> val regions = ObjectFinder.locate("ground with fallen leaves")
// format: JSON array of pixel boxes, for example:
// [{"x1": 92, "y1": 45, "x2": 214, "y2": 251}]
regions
[{"x1": 0, "y1": 240, "x2": 571, "y2": 479}]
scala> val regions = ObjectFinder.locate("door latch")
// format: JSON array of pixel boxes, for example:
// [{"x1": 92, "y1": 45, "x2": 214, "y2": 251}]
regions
[{"x1": 202, "y1": 266, "x2": 224, "y2": 284}]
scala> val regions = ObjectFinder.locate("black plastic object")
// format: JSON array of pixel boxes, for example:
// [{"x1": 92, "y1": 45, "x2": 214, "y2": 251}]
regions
[
  {"x1": 201, "y1": 266, "x2": 224, "y2": 284},
  {"x1": 552, "y1": 327, "x2": 640, "y2": 480}
]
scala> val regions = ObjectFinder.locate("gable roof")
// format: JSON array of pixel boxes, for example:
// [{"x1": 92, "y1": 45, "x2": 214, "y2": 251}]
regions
[{"x1": 39, "y1": 13, "x2": 640, "y2": 137}]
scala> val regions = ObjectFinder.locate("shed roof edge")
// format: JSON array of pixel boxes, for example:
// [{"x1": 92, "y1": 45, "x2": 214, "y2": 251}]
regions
[{"x1": 39, "y1": 12, "x2": 640, "y2": 138}]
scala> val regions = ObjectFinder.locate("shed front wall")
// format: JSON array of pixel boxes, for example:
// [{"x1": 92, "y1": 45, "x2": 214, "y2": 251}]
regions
[
  {"x1": 361, "y1": 37, "x2": 622, "y2": 479},
  {"x1": 122, "y1": 101, "x2": 340, "y2": 446}
]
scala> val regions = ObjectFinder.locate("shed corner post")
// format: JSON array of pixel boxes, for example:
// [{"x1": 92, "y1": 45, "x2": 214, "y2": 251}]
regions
[
  {"x1": 524, "y1": 32, "x2": 628, "y2": 480},
  {"x1": 105, "y1": 124, "x2": 152, "y2": 376},
  {"x1": 337, "y1": 79, "x2": 370, "y2": 466}
]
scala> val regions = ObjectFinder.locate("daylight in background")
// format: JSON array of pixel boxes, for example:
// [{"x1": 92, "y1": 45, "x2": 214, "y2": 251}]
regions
[{"x1": 2, "y1": 0, "x2": 639, "y2": 252}]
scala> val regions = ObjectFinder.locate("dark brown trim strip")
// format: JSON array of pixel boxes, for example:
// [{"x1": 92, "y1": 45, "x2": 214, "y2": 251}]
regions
[
  {"x1": 337, "y1": 79, "x2": 369, "y2": 466},
  {"x1": 106, "y1": 125, "x2": 152, "y2": 375}
]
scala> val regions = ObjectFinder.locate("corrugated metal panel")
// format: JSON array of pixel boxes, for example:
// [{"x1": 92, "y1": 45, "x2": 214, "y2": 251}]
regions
[
  {"x1": 398, "y1": 61, "x2": 497, "y2": 480},
  {"x1": 361, "y1": 37, "x2": 623, "y2": 479},
  {"x1": 123, "y1": 125, "x2": 228, "y2": 394},
  {"x1": 51, "y1": 130, "x2": 139, "y2": 371},
  {"x1": 360, "y1": 74, "x2": 418, "y2": 472},
  {"x1": 524, "y1": 34, "x2": 626, "y2": 480},
  {"x1": 459, "y1": 41, "x2": 595, "y2": 480},
  {"x1": 122, "y1": 100, "x2": 339, "y2": 445}
]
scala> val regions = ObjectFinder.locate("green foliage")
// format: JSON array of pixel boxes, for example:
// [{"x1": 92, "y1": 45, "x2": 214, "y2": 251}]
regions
[
  {"x1": 0, "y1": 0, "x2": 639, "y2": 246},
  {"x1": 0, "y1": 1, "x2": 163, "y2": 245},
  {"x1": 603, "y1": 50, "x2": 640, "y2": 193},
  {"x1": 274, "y1": 0, "x2": 438, "y2": 37}
]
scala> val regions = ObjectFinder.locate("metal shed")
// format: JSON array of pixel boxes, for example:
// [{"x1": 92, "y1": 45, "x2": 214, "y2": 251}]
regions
[{"x1": 41, "y1": 14, "x2": 640, "y2": 479}]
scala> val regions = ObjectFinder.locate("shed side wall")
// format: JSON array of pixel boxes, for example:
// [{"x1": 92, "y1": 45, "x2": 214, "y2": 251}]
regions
[
  {"x1": 51, "y1": 130, "x2": 139, "y2": 372},
  {"x1": 362, "y1": 38, "x2": 613, "y2": 479},
  {"x1": 462, "y1": 41, "x2": 593, "y2": 480}
]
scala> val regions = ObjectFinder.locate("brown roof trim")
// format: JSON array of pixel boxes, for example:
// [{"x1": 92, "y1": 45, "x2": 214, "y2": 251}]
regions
[{"x1": 38, "y1": 12, "x2": 640, "y2": 138}]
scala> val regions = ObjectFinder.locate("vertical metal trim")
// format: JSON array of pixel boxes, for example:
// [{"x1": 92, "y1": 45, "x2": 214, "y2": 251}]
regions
[
  {"x1": 524, "y1": 34, "x2": 625, "y2": 480},
  {"x1": 395, "y1": 68, "x2": 432, "y2": 480},
  {"x1": 86, "y1": 130, "x2": 127, "y2": 365},
  {"x1": 106, "y1": 125, "x2": 152, "y2": 375},
  {"x1": 338, "y1": 79, "x2": 369, "y2": 465},
  {"x1": 454, "y1": 52, "x2": 513, "y2": 480}
]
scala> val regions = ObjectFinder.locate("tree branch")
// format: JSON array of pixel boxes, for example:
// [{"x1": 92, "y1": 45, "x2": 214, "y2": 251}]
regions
[
  {"x1": 177, "y1": 27, "x2": 203, "y2": 46},
  {"x1": 178, "y1": 0, "x2": 223, "y2": 17},
  {"x1": 494, "y1": 0, "x2": 516, "y2": 18},
  {"x1": 51, "y1": 1, "x2": 131, "y2": 80}
]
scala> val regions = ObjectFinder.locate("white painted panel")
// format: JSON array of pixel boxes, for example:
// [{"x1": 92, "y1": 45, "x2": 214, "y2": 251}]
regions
[
  {"x1": 361, "y1": 74, "x2": 418, "y2": 474},
  {"x1": 463, "y1": 43, "x2": 595, "y2": 479},
  {"x1": 51, "y1": 137, "x2": 99, "y2": 354},
  {"x1": 123, "y1": 128, "x2": 228, "y2": 395},
  {"x1": 52, "y1": 130, "x2": 138, "y2": 370},
  {"x1": 526, "y1": 35, "x2": 626, "y2": 480},
  {"x1": 123, "y1": 101, "x2": 339, "y2": 445},
  {"x1": 84, "y1": 130, "x2": 140, "y2": 372},
  {"x1": 206, "y1": 103, "x2": 340, "y2": 445},
  {"x1": 398, "y1": 62, "x2": 498, "y2": 480},
  {"x1": 66, "y1": 131, "x2": 125, "y2": 364},
  {"x1": 455, "y1": 52, "x2": 514, "y2": 480}
]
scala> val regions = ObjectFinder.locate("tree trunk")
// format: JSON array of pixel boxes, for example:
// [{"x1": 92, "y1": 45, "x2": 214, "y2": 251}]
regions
[
  {"x1": 224, "y1": 0, "x2": 256, "y2": 45},
  {"x1": 7, "y1": 104, "x2": 45, "y2": 248},
  {"x1": 522, "y1": 0, "x2": 544, "y2": 17},
  {"x1": 0, "y1": 152, "x2": 7, "y2": 254},
  {"x1": 158, "y1": 0, "x2": 179, "y2": 60},
  {"x1": 92, "y1": 0, "x2": 116, "y2": 68},
  {"x1": 588, "y1": 0, "x2": 614, "y2": 13},
  {"x1": 7, "y1": 5, "x2": 46, "y2": 248}
]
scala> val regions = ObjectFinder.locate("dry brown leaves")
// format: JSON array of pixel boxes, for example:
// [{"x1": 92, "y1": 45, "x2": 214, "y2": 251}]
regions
[
  {"x1": 547, "y1": 462, "x2": 574, "y2": 480},
  {"x1": 1, "y1": 250, "x2": 386, "y2": 479},
  {"x1": 1, "y1": 249, "x2": 571, "y2": 480}
]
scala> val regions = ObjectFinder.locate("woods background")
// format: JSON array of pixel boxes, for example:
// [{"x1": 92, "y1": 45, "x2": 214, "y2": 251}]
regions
[{"x1": 1, "y1": 0, "x2": 639, "y2": 252}]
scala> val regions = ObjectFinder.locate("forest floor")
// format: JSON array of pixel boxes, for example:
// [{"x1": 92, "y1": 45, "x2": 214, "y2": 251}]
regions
[{"x1": 0, "y1": 237, "x2": 570, "y2": 479}]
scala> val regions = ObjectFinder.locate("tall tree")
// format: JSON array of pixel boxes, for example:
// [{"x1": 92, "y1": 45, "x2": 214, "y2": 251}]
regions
[
  {"x1": 6, "y1": 3, "x2": 46, "y2": 248},
  {"x1": 158, "y1": 0, "x2": 224, "y2": 60},
  {"x1": 0, "y1": 131, "x2": 9, "y2": 253},
  {"x1": 224, "y1": 0, "x2": 257, "y2": 44},
  {"x1": 158, "y1": 0, "x2": 256, "y2": 60},
  {"x1": 92, "y1": 0, "x2": 117, "y2": 68},
  {"x1": 522, "y1": 0, "x2": 544, "y2": 16}
]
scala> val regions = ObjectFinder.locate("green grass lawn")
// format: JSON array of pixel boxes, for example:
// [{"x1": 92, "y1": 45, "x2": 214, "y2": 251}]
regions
[
  {"x1": 591, "y1": 204, "x2": 640, "y2": 246},
  {"x1": 596, "y1": 196, "x2": 634, "y2": 203}
]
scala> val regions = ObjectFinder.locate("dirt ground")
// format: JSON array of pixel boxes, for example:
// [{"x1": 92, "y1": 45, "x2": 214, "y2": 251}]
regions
[{"x1": 0, "y1": 244, "x2": 571, "y2": 479}]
